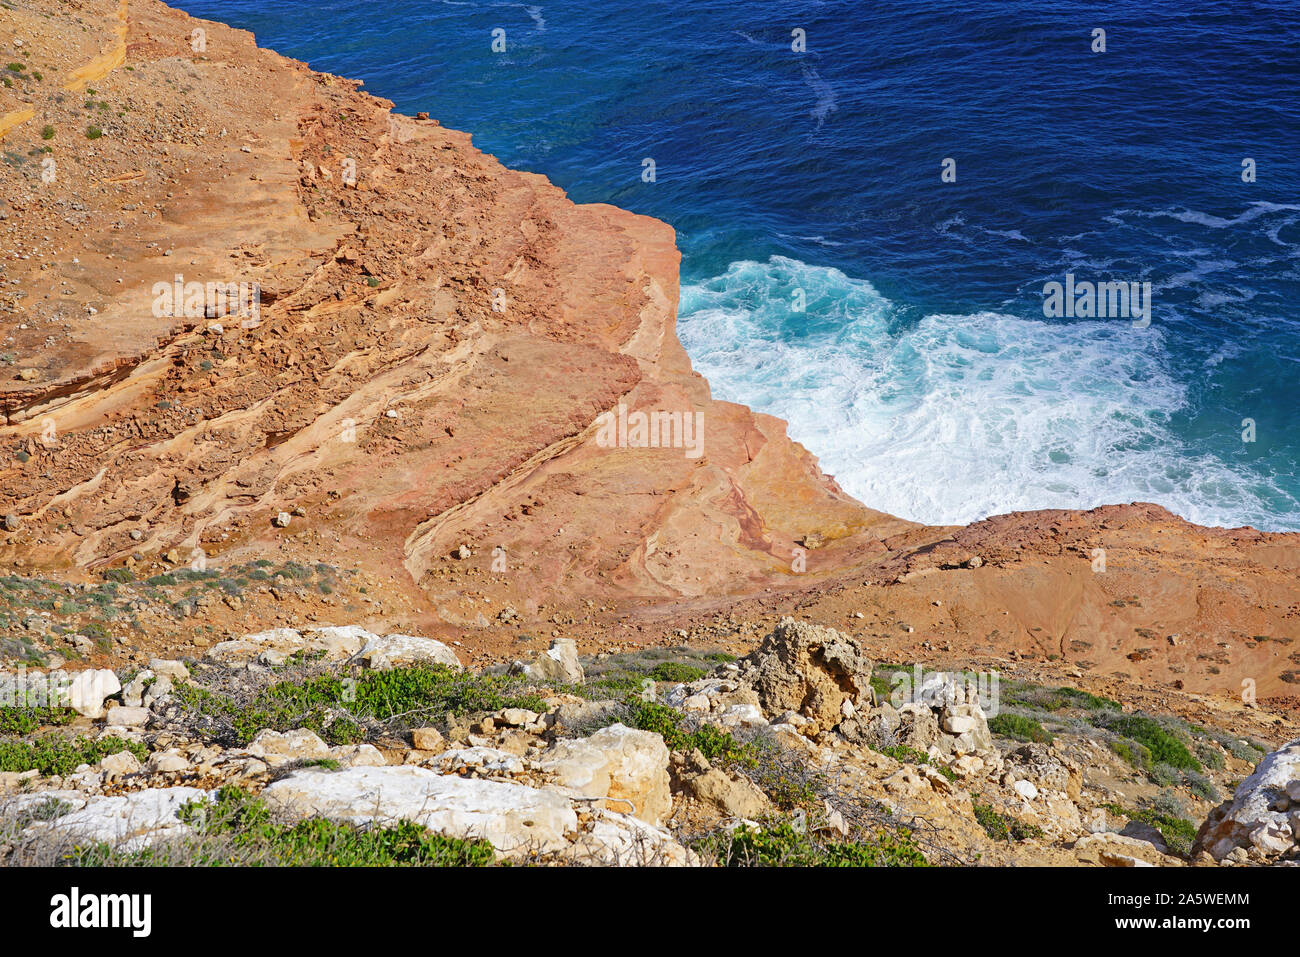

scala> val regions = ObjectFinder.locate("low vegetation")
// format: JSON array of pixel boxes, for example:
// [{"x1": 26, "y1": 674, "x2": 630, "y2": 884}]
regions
[
  {"x1": 174, "y1": 663, "x2": 548, "y2": 747},
  {"x1": 698, "y1": 818, "x2": 930, "y2": 867},
  {"x1": 0, "y1": 733, "x2": 147, "y2": 777}
]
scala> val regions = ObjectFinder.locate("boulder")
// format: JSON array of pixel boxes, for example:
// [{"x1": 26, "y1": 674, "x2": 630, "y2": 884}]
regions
[
  {"x1": 1195, "y1": 737, "x2": 1300, "y2": 862},
  {"x1": 105, "y1": 705, "x2": 150, "y2": 728},
  {"x1": 148, "y1": 659, "x2": 190, "y2": 682},
  {"x1": 261, "y1": 766, "x2": 578, "y2": 857},
  {"x1": 245, "y1": 729, "x2": 332, "y2": 766},
  {"x1": 538, "y1": 723, "x2": 670, "y2": 825},
  {"x1": 67, "y1": 669, "x2": 122, "y2": 719},
  {"x1": 411, "y1": 727, "x2": 445, "y2": 752},
  {"x1": 205, "y1": 625, "x2": 374, "y2": 666},
  {"x1": 894, "y1": 702, "x2": 941, "y2": 751},
  {"x1": 511, "y1": 637, "x2": 584, "y2": 685},
  {"x1": 331, "y1": 744, "x2": 387, "y2": 768},
  {"x1": 938, "y1": 702, "x2": 993, "y2": 754},
  {"x1": 732, "y1": 618, "x2": 872, "y2": 729},
  {"x1": 686, "y1": 769, "x2": 770, "y2": 818},
  {"x1": 357, "y1": 633, "x2": 462, "y2": 671},
  {"x1": 1075, "y1": 831, "x2": 1180, "y2": 867},
  {"x1": 98, "y1": 750, "x2": 141, "y2": 778},
  {"x1": 144, "y1": 750, "x2": 191, "y2": 775},
  {"x1": 1005, "y1": 743, "x2": 1083, "y2": 801}
]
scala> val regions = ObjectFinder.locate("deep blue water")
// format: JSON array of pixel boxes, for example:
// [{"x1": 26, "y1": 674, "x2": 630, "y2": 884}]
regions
[{"x1": 178, "y1": 0, "x2": 1300, "y2": 530}]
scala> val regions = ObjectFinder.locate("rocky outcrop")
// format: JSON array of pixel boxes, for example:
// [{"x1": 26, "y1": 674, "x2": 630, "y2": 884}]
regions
[
  {"x1": 262, "y1": 766, "x2": 579, "y2": 857},
  {"x1": 732, "y1": 618, "x2": 873, "y2": 730},
  {"x1": 1195, "y1": 737, "x2": 1300, "y2": 863}
]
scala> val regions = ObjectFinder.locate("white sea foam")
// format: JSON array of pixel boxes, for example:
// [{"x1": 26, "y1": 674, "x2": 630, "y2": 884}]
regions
[{"x1": 679, "y1": 256, "x2": 1294, "y2": 530}]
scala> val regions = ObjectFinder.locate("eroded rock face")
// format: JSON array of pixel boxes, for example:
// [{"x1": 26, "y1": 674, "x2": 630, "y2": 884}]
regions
[
  {"x1": 1195, "y1": 737, "x2": 1300, "y2": 862},
  {"x1": 732, "y1": 618, "x2": 872, "y2": 729},
  {"x1": 262, "y1": 766, "x2": 578, "y2": 857}
]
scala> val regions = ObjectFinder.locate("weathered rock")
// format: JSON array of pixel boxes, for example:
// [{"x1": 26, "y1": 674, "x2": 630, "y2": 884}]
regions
[
  {"x1": 205, "y1": 625, "x2": 373, "y2": 665},
  {"x1": 29, "y1": 787, "x2": 208, "y2": 851},
  {"x1": 105, "y1": 705, "x2": 150, "y2": 728},
  {"x1": 511, "y1": 637, "x2": 584, "y2": 685},
  {"x1": 67, "y1": 669, "x2": 122, "y2": 720},
  {"x1": 331, "y1": 743, "x2": 388, "y2": 768},
  {"x1": 144, "y1": 750, "x2": 191, "y2": 774},
  {"x1": 245, "y1": 729, "x2": 332, "y2": 766},
  {"x1": 1005, "y1": 743, "x2": 1083, "y2": 801},
  {"x1": 357, "y1": 633, "x2": 462, "y2": 671},
  {"x1": 1194, "y1": 737, "x2": 1300, "y2": 862},
  {"x1": 433, "y1": 747, "x2": 526, "y2": 777},
  {"x1": 894, "y1": 702, "x2": 941, "y2": 751},
  {"x1": 938, "y1": 702, "x2": 994, "y2": 754},
  {"x1": 546, "y1": 696, "x2": 621, "y2": 732},
  {"x1": 411, "y1": 727, "x2": 445, "y2": 752},
  {"x1": 686, "y1": 769, "x2": 770, "y2": 818},
  {"x1": 733, "y1": 618, "x2": 872, "y2": 729},
  {"x1": 563, "y1": 808, "x2": 696, "y2": 866},
  {"x1": 148, "y1": 658, "x2": 190, "y2": 682},
  {"x1": 98, "y1": 750, "x2": 141, "y2": 778},
  {"x1": 1075, "y1": 831, "x2": 1180, "y2": 867},
  {"x1": 262, "y1": 766, "x2": 577, "y2": 857},
  {"x1": 539, "y1": 723, "x2": 670, "y2": 825}
]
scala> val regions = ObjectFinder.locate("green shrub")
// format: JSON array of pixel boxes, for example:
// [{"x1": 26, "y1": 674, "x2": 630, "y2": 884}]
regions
[
  {"x1": 648, "y1": 661, "x2": 707, "y2": 684},
  {"x1": 0, "y1": 734, "x2": 147, "y2": 776},
  {"x1": 1183, "y1": 770, "x2": 1219, "y2": 803},
  {"x1": 620, "y1": 699, "x2": 754, "y2": 766},
  {"x1": 85, "y1": 126, "x2": 102, "y2": 140},
  {"x1": 40, "y1": 124, "x2": 54, "y2": 140},
  {"x1": 989, "y1": 712, "x2": 1053, "y2": 743},
  {"x1": 0, "y1": 707, "x2": 76, "y2": 736},
  {"x1": 700, "y1": 820, "x2": 929, "y2": 867},
  {"x1": 1104, "y1": 802, "x2": 1198, "y2": 858},
  {"x1": 972, "y1": 800, "x2": 1044, "y2": 843},
  {"x1": 1096, "y1": 713, "x2": 1200, "y2": 772},
  {"x1": 175, "y1": 664, "x2": 548, "y2": 746},
  {"x1": 1109, "y1": 738, "x2": 1152, "y2": 769},
  {"x1": 876, "y1": 744, "x2": 930, "y2": 765}
]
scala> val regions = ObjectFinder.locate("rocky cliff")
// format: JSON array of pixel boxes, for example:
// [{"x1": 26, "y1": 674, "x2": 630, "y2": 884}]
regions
[{"x1": 0, "y1": 0, "x2": 1297, "y2": 719}]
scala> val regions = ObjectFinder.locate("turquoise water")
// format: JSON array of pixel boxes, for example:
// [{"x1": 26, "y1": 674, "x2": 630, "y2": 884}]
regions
[{"x1": 178, "y1": 0, "x2": 1300, "y2": 529}]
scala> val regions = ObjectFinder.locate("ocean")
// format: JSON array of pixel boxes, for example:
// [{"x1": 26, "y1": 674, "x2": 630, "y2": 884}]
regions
[{"x1": 175, "y1": 0, "x2": 1300, "y2": 531}]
